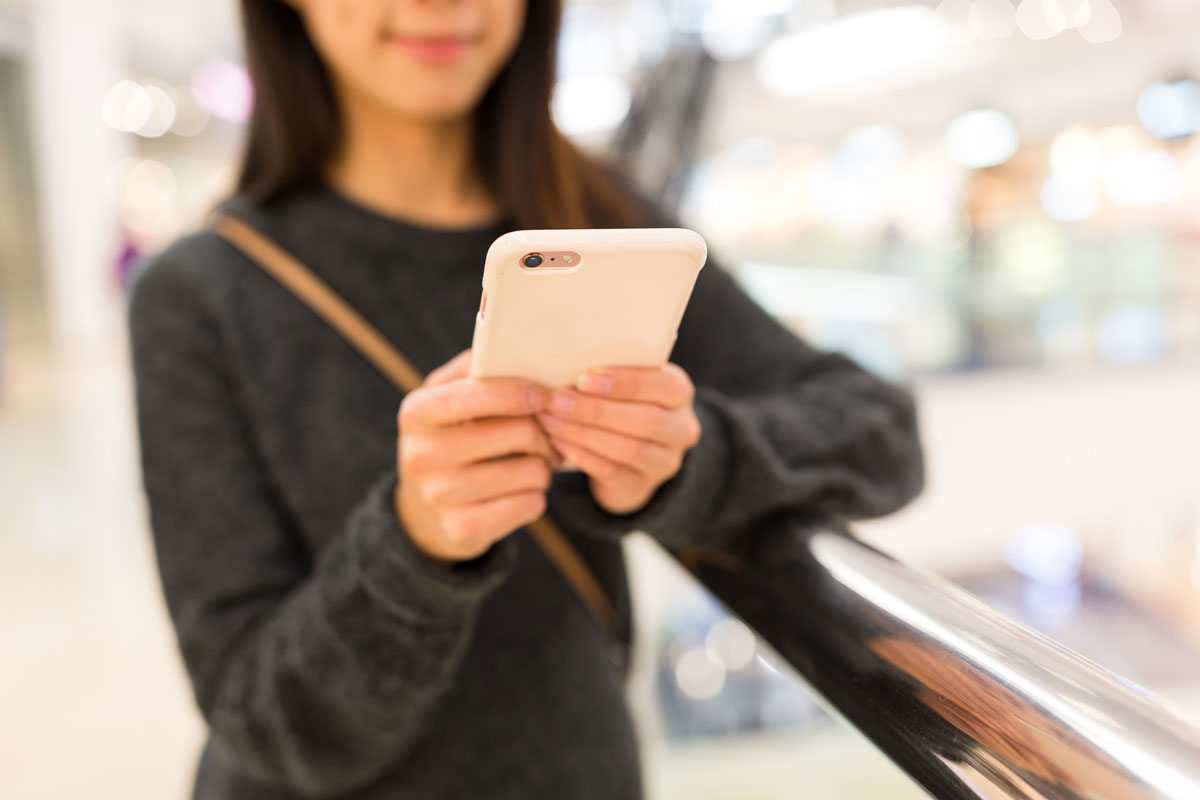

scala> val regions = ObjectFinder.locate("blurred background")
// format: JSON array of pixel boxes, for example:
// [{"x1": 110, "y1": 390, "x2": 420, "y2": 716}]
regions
[{"x1": 2, "y1": 0, "x2": 1200, "y2": 798}]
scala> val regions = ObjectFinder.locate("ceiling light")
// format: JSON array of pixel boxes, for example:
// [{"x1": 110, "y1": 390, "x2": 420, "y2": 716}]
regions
[{"x1": 757, "y1": 6, "x2": 949, "y2": 95}]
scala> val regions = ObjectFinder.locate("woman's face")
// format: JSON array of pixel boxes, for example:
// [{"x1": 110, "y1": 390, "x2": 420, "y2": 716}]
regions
[{"x1": 288, "y1": 0, "x2": 528, "y2": 123}]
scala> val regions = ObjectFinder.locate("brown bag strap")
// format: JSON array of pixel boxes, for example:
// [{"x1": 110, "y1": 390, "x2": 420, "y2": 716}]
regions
[{"x1": 211, "y1": 212, "x2": 624, "y2": 643}]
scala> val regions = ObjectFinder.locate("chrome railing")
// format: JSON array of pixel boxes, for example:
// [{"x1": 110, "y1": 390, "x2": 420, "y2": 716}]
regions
[{"x1": 680, "y1": 520, "x2": 1200, "y2": 799}]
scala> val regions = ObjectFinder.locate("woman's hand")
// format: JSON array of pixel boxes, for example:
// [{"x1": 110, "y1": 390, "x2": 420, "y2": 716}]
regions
[
  {"x1": 394, "y1": 350, "x2": 560, "y2": 563},
  {"x1": 536, "y1": 363, "x2": 702, "y2": 515}
]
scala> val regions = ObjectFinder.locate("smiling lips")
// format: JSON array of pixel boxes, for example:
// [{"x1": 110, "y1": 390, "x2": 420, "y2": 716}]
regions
[{"x1": 388, "y1": 33, "x2": 478, "y2": 63}]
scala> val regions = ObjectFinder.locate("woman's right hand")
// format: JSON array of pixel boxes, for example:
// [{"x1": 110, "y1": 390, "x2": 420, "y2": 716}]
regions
[{"x1": 394, "y1": 349, "x2": 559, "y2": 563}]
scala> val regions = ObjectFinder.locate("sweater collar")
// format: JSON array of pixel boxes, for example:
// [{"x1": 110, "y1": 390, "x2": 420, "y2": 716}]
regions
[{"x1": 216, "y1": 181, "x2": 513, "y2": 266}]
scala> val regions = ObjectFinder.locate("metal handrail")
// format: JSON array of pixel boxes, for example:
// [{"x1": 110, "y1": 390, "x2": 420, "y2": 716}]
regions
[{"x1": 680, "y1": 520, "x2": 1200, "y2": 799}]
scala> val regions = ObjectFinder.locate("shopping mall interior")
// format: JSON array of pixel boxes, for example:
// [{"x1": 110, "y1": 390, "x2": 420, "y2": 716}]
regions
[{"x1": 2, "y1": 0, "x2": 1200, "y2": 798}]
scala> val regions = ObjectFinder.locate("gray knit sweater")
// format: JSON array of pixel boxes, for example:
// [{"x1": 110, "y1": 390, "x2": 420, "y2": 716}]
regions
[{"x1": 128, "y1": 183, "x2": 923, "y2": 800}]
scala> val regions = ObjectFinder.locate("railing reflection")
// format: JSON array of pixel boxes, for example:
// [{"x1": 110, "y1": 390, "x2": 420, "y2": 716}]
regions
[{"x1": 678, "y1": 518, "x2": 1200, "y2": 799}]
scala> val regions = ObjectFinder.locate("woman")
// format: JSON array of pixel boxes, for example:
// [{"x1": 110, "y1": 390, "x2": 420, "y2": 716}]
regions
[{"x1": 129, "y1": 1, "x2": 924, "y2": 798}]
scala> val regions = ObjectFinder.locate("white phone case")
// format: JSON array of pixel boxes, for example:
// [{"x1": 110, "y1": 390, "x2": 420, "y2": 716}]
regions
[{"x1": 469, "y1": 228, "x2": 707, "y2": 389}]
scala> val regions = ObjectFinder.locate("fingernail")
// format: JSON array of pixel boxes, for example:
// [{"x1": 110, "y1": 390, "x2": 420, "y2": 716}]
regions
[
  {"x1": 552, "y1": 391, "x2": 575, "y2": 414},
  {"x1": 576, "y1": 372, "x2": 613, "y2": 394},
  {"x1": 527, "y1": 386, "x2": 548, "y2": 409}
]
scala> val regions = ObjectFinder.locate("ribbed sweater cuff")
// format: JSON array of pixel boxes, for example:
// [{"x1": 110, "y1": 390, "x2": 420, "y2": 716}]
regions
[{"x1": 351, "y1": 472, "x2": 515, "y2": 626}]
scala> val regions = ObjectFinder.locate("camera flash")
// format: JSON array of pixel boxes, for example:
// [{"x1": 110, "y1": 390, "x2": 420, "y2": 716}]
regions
[{"x1": 562, "y1": 254, "x2": 574, "y2": 264}]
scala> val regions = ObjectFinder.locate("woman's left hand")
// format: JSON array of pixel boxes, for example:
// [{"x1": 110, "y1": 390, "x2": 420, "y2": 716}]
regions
[{"x1": 536, "y1": 363, "x2": 702, "y2": 515}]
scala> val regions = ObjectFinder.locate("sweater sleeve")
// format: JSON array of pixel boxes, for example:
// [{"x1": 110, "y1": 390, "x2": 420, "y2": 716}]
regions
[
  {"x1": 547, "y1": 248, "x2": 925, "y2": 551},
  {"x1": 128, "y1": 253, "x2": 513, "y2": 796}
]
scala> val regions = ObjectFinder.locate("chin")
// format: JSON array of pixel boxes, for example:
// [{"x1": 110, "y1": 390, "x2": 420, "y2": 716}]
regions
[{"x1": 390, "y1": 89, "x2": 484, "y2": 124}]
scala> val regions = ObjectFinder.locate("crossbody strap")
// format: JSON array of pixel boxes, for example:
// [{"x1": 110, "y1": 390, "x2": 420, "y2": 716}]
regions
[{"x1": 211, "y1": 212, "x2": 624, "y2": 643}]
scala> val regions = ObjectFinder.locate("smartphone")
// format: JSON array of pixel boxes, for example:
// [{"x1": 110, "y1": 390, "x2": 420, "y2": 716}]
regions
[{"x1": 469, "y1": 228, "x2": 707, "y2": 389}]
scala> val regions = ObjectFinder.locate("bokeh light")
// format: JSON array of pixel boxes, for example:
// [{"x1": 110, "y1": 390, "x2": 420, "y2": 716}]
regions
[
  {"x1": 1137, "y1": 79, "x2": 1200, "y2": 141},
  {"x1": 700, "y1": 0, "x2": 779, "y2": 61},
  {"x1": 969, "y1": 0, "x2": 1019, "y2": 40},
  {"x1": 1004, "y1": 523, "x2": 1083, "y2": 586},
  {"x1": 189, "y1": 58, "x2": 254, "y2": 124},
  {"x1": 100, "y1": 79, "x2": 176, "y2": 137},
  {"x1": 944, "y1": 108, "x2": 1021, "y2": 168},
  {"x1": 1041, "y1": 174, "x2": 1100, "y2": 221},
  {"x1": 705, "y1": 618, "x2": 757, "y2": 671},
  {"x1": 552, "y1": 75, "x2": 632, "y2": 137},
  {"x1": 1075, "y1": 0, "x2": 1123, "y2": 44},
  {"x1": 1103, "y1": 150, "x2": 1183, "y2": 206},
  {"x1": 1016, "y1": 0, "x2": 1068, "y2": 40},
  {"x1": 168, "y1": 86, "x2": 209, "y2": 137},
  {"x1": 674, "y1": 647, "x2": 726, "y2": 701},
  {"x1": 1050, "y1": 126, "x2": 1103, "y2": 178}
]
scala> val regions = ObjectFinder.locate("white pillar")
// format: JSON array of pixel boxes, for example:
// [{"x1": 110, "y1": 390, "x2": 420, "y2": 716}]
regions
[{"x1": 28, "y1": 0, "x2": 129, "y2": 355}]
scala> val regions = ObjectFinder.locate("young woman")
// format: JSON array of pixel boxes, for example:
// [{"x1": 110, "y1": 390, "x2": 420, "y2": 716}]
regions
[{"x1": 128, "y1": 1, "x2": 924, "y2": 798}]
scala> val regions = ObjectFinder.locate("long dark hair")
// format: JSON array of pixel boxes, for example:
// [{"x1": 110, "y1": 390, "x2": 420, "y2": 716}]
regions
[{"x1": 237, "y1": 0, "x2": 644, "y2": 229}]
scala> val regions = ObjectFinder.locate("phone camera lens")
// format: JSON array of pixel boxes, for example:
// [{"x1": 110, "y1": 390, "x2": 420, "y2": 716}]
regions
[{"x1": 522, "y1": 253, "x2": 544, "y2": 268}]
